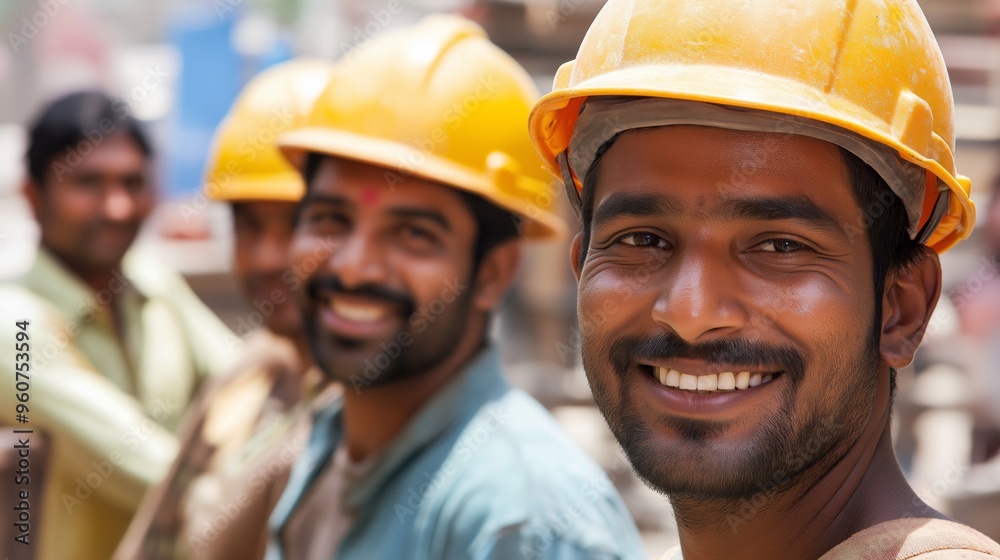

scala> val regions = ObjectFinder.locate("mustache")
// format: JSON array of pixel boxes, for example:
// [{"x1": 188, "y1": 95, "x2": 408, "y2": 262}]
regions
[
  {"x1": 86, "y1": 220, "x2": 140, "y2": 235},
  {"x1": 608, "y1": 332, "x2": 807, "y2": 383},
  {"x1": 306, "y1": 275, "x2": 416, "y2": 316}
]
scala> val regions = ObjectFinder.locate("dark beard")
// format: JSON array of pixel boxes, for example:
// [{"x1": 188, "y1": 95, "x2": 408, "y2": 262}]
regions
[
  {"x1": 583, "y1": 327, "x2": 877, "y2": 502},
  {"x1": 303, "y1": 274, "x2": 473, "y2": 391}
]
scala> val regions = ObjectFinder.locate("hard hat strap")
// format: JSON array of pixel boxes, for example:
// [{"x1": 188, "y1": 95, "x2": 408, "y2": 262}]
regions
[
  {"x1": 558, "y1": 151, "x2": 583, "y2": 219},
  {"x1": 915, "y1": 189, "x2": 951, "y2": 245}
]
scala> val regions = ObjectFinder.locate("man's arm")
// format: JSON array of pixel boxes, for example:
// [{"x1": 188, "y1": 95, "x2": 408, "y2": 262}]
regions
[{"x1": 0, "y1": 290, "x2": 178, "y2": 512}]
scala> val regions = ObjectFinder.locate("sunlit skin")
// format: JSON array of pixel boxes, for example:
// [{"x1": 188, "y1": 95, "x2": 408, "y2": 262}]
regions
[
  {"x1": 24, "y1": 133, "x2": 154, "y2": 293},
  {"x1": 292, "y1": 157, "x2": 519, "y2": 461},
  {"x1": 232, "y1": 201, "x2": 302, "y2": 337},
  {"x1": 571, "y1": 126, "x2": 944, "y2": 559}
]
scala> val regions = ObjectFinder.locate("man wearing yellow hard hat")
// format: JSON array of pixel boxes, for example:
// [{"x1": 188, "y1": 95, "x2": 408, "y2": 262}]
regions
[
  {"x1": 114, "y1": 59, "x2": 338, "y2": 560},
  {"x1": 264, "y1": 15, "x2": 644, "y2": 560},
  {"x1": 529, "y1": 0, "x2": 1000, "y2": 558}
]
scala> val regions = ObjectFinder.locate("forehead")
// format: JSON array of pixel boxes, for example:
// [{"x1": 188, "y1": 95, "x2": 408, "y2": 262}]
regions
[
  {"x1": 593, "y1": 125, "x2": 855, "y2": 213},
  {"x1": 309, "y1": 157, "x2": 474, "y2": 220}
]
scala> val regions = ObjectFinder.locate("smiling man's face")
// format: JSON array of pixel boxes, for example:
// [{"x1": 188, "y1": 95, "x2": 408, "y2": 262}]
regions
[
  {"x1": 292, "y1": 157, "x2": 479, "y2": 389},
  {"x1": 573, "y1": 125, "x2": 881, "y2": 500}
]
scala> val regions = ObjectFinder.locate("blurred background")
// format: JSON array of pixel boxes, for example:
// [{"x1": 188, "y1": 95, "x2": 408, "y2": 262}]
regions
[{"x1": 2, "y1": 0, "x2": 1000, "y2": 554}]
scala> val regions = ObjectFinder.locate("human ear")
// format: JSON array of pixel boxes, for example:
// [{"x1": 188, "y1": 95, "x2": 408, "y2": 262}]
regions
[{"x1": 880, "y1": 248, "x2": 941, "y2": 368}]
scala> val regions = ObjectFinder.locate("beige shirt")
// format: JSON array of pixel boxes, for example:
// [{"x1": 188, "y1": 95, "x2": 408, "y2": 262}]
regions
[
  {"x1": 0, "y1": 248, "x2": 235, "y2": 560},
  {"x1": 282, "y1": 445, "x2": 379, "y2": 560},
  {"x1": 659, "y1": 518, "x2": 1000, "y2": 559}
]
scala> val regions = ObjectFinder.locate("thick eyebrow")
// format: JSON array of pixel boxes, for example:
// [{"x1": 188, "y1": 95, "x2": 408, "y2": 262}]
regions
[
  {"x1": 388, "y1": 208, "x2": 451, "y2": 232},
  {"x1": 592, "y1": 192, "x2": 682, "y2": 226},
  {"x1": 714, "y1": 195, "x2": 846, "y2": 239}
]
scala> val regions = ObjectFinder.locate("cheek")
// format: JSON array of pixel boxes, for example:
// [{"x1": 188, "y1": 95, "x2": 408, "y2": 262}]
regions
[
  {"x1": 232, "y1": 238, "x2": 255, "y2": 277},
  {"x1": 290, "y1": 234, "x2": 327, "y2": 279},
  {"x1": 578, "y1": 264, "x2": 663, "y2": 331},
  {"x1": 399, "y1": 255, "x2": 468, "y2": 308},
  {"x1": 745, "y1": 271, "x2": 864, "y2": 342}
]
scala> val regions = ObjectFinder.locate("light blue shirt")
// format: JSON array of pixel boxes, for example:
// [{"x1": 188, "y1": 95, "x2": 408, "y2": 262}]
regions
[{"x1": 267, "y1": 346, "x2": 645, "y2": 559}]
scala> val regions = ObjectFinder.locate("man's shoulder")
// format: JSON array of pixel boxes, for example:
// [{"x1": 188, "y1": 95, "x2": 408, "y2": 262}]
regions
[
  {"x1": 0, "y1": 283, "x2": 72, "y2": 339},
  {"x1": 412, "y1": 388, "x2": 642, "y2": 558},
  {"x1": 450, "y1": 388, "x2": 611, "y2": 487},
  {"x1": 821, "y1": 518, "x2": 1000, "y2": 560}
]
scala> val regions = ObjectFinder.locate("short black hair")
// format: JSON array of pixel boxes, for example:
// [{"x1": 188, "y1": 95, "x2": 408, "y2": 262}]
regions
[
  {"x1": 26, "y1": 91, "x2": 152, "y2": 186},
  {"x1": 301, "y1": 152, "x2": 521, "y2": 269},
  {"x1": 579, "y1": 132, "x2": 926, "y2": 402}
]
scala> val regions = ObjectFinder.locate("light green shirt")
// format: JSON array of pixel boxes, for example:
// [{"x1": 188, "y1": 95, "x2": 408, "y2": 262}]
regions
[{"x1": 0, "y1": 248, "x2": 236, "y2": 560}]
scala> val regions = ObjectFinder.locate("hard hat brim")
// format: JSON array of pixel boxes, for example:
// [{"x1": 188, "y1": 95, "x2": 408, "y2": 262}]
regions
[{"x1": 203, "y1": 173, "x2": 305, "y2": 203}]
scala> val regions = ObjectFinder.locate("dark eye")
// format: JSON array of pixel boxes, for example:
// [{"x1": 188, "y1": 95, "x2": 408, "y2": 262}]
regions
[
  {"x1": 759, "y1": 238, "x2": 808, "y2": 253},
  {"x1": 617, "y1": 232, "x2": 668, "y2": 248},
  {"x1": 305, "y1": 208, "x2": 348, "y2": 227},
  {"x1": 401, "y1": 225, "x2": 432, "y2": 240}
]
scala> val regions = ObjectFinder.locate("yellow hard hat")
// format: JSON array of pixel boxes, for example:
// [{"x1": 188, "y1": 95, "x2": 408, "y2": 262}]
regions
[
  {"x1": 279, "y1": 15, "x2": 565, "y2": 238},
  {"x1": 204, "y1": 58, "x2": 335, "y2": 202},
  {"x1": 529, "y1": 0, "x2": 975, "y2": 253}
]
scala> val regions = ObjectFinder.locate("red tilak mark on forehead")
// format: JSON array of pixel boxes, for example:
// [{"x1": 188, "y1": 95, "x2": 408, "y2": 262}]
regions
[{"x1": 360, "y1": 186, "x2": 380, "y2": 206}]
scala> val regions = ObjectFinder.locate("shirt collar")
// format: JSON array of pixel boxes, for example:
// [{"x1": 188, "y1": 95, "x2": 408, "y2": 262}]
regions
[{"x1": 21, "y1": 247, "x2": 143, "y2": 324}]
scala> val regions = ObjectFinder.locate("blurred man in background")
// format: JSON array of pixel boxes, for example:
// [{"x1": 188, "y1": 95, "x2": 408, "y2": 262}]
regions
[
  {"x1": 114, "y1": 58, "x2": 337, "y2": 560},
  {"x1": 529, "y1": 0, "x2": 1000, "y2": 557},
  {"x1": 0, "y1": 92, "x2": 234, "y2": 560},
  {"x1": 266, "y1": 15, "x2": 644, "y2": 560}
]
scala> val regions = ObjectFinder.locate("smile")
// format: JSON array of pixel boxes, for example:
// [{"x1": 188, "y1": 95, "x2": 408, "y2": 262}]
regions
[
  {"x1": 329, "y1": 297, "x2": 392, "y2": 323},
  {"x1": 647, "y1": 366, "x2": 781, "y2": 393}
]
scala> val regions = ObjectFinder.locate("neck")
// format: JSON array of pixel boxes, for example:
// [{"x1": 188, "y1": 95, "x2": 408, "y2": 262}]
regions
[
  {"x1": 44, "y1": 244, "x2": 120, "y2": 295},
  {"x1": 671, "y1": 369, "x2": 943, "y2": 560},
  {"x1": 340, "y1": 317, "x2": 487, "y2": 462}
]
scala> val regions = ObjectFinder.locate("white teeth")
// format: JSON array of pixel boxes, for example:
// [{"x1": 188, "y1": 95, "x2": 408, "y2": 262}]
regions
[
  {"x1": 331, "y1": 300, "x2": 388, "y2": 322},
  {"x1": 666, "y1": 369, "x2": 680, "y2": 387},
  {"x1": 735, "y1": 371, "x2": 751, "y2": 390},
  {"x1": 718, "y1": 372, "x2": 736, "y2": 390},
  {"x1": 697, "y1": 374, "x2": 718, "y2": 391},
  {"x1": 653, "y1": 368, "x2": 777, "y2": 393},
  {"x1": 679, "y1": 373, "x2": 698, "y2": 391}
]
